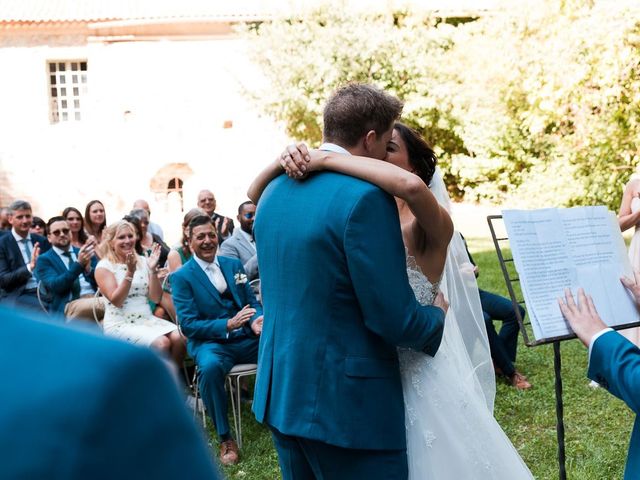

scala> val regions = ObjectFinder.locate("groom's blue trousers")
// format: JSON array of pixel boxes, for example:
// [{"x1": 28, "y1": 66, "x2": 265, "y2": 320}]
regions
[{"x1": 269, "y1": 426, "x2": 408, "y2": 480}]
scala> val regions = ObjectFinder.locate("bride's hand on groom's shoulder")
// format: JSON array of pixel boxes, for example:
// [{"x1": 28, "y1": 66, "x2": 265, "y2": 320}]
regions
[
  {"x1": 279, "y1": 142, "x2": 325, "y2": 179},
  {"x1": 433, "y1": 291, "x2": 449, "y2": 316}
]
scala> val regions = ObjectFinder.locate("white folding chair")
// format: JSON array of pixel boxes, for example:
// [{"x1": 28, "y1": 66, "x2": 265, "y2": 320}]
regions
[
  {"x1": 92, "y1": 289, "x2": 103, "y2": 329},
  {"x1": 226, "y1": 363, "x2": 257, "y2": 449},
  {"x1": 249, "y1": 278, "x2": 261, "y2": 303},
  {"x1": 36, "y1": 281, "x2": 50, "y2": 315}
]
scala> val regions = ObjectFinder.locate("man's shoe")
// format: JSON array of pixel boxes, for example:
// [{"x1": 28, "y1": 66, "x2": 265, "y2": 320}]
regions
[
  {"x1": 509, "y1": 371, "x2": 532, "y2": 390},
  {"x1": 219, "y1": 439, "x2": 239, "y2": 466}
]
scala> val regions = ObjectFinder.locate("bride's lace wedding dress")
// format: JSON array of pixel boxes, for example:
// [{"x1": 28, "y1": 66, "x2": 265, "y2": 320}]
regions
[{"x1": 399, "y1": 254, "x2": 533, "y2": 479}]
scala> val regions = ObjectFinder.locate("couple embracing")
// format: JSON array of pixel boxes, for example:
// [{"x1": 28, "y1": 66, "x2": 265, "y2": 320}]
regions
[{"x1": 249, "y1": 84, "x2": 533, "y2": 479}]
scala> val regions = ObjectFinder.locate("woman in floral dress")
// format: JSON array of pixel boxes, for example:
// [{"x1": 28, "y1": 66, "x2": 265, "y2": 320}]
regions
[{"x1": 95, "y1": 220, "x2": 185, "y2": 367}]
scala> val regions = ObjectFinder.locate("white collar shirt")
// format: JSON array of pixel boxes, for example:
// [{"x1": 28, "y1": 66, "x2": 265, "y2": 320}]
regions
[
  {"x1": 319, "y1": 142, "x2": 351, "y2": 155},
  {"x1": 52, "y1": 246, "x2": 95, "y2": 296},
  {"x1": 194, "y1": 255, "x2": 227, "y2": 294},
  {"x1": 12, "y1": 229, "x2": 36, "y2": 288}
]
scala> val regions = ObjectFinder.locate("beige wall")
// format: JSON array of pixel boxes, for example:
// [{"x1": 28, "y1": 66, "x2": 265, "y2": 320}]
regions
[{"x1": 0, "y1": 34, "x2": 289, "y2": 245}]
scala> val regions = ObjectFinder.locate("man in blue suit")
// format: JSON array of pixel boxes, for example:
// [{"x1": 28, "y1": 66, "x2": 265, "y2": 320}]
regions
[
  {"x1": 35, "y1": 216, "x2": 103, "y2": 322},
  {"x1": 253, "y1": 84, "x2": 447, "y2": 479},
  {"x1": 0, "y1": 200, "x2": 50, "y2": 310},
  {"x1": 0, "y1": 306, "x2": 220, "y2": 479},
  {"x1": 559, "y1": 284, "x2": 640, "y2": 479},
  {"x1": 171, "y1": 215, "x2": 263, "y2": 466}
]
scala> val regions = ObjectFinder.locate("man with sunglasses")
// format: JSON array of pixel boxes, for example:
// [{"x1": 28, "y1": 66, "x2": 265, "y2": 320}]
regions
[
  {"x1": 219, "y1": 201, "x2": 259, "y2": 281},
  {"x1": 35, "y1": 216, "x2": 103, "y2": 322}
]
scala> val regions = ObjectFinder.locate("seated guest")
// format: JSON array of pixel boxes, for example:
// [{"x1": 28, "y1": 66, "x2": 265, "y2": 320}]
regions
[
  {"x1": 62, "y1": 206, "x2": 89, "y2": 249},
  {"x1": 128, "y1": 208, "x2": 170, "y2": 267},
  {"x1": 197, "y1": 189, "x2": 234, "y2": 242},
  {"x1": 0, "y1": 206, "x2": 11, "y2": 231},
  {"x1": 95, "y1": 220, "x2": 185, "y2": 367},
  {"x1": 167, "y1": 208, "x2": 207, "y2": 273},
  {"x1": 84, "y1": 200, "x2": 106, "y2": 244},
  {"x1": 171, "y1": 215, "x2": 263, "y2": 466},
  {"x1": 0, "y1": 306, "x2": 220, "y2": 479},
  {"x1": 133, "y1": 199, "x2": 164, "y2": 241},
  {"x1": 461, "y1": 235, "x2": 531, "y2": 389},
  {"x1": 219, "y1": 201, "x2": 259, "y2": 281},
  {"x1": 30, "y1": 216, "x2": 46, "y2": 237},
  {"x1": 559, "y1": 282, "x2": 640, "y2": 480},
  {"x1": 0, "y1": 200, "x2": 50, "y2": 310},
  {"x1": 35, "y1": 216, "x2": 103, "y2": 323}
]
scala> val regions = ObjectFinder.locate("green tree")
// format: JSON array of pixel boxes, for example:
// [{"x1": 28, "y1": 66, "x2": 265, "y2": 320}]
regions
[{"x1": 243, "y1": 1, "x2": 640, "y2": 208}]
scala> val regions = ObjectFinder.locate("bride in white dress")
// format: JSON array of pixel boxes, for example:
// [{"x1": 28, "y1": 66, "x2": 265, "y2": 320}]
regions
[{"x1": 265, "y1": 122, "x2": 533, "y2": 479}]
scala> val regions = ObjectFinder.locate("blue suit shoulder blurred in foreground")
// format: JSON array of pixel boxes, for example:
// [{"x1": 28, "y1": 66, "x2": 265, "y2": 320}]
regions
[{"x1": 0, "y1": 306, "x2": 219, "y2": 480}]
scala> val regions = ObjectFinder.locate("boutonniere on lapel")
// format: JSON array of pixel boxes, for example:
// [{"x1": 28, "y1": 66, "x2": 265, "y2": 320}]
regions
[{"x1": 234, "y1": 272, "x2": 248, "y2": 285}]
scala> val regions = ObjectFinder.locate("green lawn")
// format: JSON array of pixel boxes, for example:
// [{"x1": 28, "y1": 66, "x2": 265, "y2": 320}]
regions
[{"x1": 210, "y1": 236, "x2": 634, "y2": 479}]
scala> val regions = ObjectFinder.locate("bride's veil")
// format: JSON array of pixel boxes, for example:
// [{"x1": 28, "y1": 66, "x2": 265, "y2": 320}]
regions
[{"x1": 430, "y1": 168, "x2": 497, "y2": 412}]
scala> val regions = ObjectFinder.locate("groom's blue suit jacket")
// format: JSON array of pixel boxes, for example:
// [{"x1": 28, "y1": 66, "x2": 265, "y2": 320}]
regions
[
  {"x1": 589, "y1": 330, "x2": 640, "y2": 480},
  {"x1": 253, "y1": 171, "x2": 445, "y2": 451}
]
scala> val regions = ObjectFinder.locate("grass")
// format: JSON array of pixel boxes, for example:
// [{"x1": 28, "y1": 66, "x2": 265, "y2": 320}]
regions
[{"x1": 207, "y1": 236, "x2": 634, "y2": 479}]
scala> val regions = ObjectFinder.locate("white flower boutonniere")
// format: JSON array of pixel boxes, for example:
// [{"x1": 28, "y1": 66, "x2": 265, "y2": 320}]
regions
[{"x1": 234, "y1": 272, "x2": 248, "y2": 285}]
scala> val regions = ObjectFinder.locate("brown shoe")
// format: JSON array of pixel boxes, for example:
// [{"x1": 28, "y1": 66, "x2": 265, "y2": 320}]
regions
[
  {"x1": 509, "y1": 371, "x2": 532, "y2": 390},
  {"x1": 219, "y1": 439, "x2": 239, "y2": 466}
]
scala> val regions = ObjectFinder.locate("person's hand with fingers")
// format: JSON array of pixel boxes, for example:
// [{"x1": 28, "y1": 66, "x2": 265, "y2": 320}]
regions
[
  {"x1": 125, "y1": 251, "x2": 137, "y2": 276},
  {"x1": 29, "y1": 243, "x2": 40, "y2": 271},
  {"x1": 146, "y1": 243, "x2": 161, "y2": 271},
  {"x1": 78, "y1": 244, "x2": 93, "y2": 268},
  {"x1": 280, "y1": 142, "x2": 311, "y2": 179},
  {"x1": 557, "y1": 288, "x2": 607, "y2": 347},
  {"x1": 227, "y1": 305, "x2": 256, "y2": 331},
  {"x1": 220, "y1": 217, "x2": 231, "y2": 237},
  {"x1": 621, "y1": 270, "x2": 640, "y2": 304},
  {"x1": 433, "y1": 290, "x2": 449, "y2": 316},
  {"x1": 251, "y1": 315, "x2": 264, "y2": 335}
]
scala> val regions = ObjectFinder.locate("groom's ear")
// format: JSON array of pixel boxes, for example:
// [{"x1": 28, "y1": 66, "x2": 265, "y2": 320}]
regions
[{"x1": 362, "y1": 130, "x2": 377, "y2": 153}]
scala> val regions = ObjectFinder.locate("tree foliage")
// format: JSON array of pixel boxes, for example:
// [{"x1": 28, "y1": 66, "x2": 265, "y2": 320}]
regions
[{"x1": 243, "y1": 0, "x2": 640, "y2": 208}]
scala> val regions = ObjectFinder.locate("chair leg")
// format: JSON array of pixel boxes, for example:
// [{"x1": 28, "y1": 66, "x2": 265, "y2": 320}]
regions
[
  {"x1": 227, "y1": 376, "x2": 241, "y2": 448},
  {"x1": 235, "y1": 375, "x2": 243, "y2": 449}
]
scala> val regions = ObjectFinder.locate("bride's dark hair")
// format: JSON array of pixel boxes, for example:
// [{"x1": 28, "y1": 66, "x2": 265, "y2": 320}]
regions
[{"x1": 394, "y1": 123, "x2": 438, "y2": 186}]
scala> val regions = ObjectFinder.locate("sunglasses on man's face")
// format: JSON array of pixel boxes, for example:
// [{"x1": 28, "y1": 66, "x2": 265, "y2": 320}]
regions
[
  {"x1": 243, "y1": 212, "x2": 255, "y2": 219},
  {"x1": 50, "y1": 228, "x2": 70, "y2": 236}
]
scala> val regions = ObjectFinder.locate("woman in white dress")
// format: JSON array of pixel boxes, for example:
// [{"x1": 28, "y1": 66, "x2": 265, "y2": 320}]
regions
[
  {"x1": 618, "y1": 177, "x2": 640, "y2": 345},
  {"x1": 95, "y1": 220, "x2": 185, "y2": 367},
  {"x1": 252, "y1": 123, "x2": 533, "y2": 478}
]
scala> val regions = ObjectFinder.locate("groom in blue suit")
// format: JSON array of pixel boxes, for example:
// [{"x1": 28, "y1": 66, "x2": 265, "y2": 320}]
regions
[
  {"x1": 253, "y1": 84, "x2": 446, "y2": 479},
  {"x1": 559, "y1": 285, "x2": 640, "y2": 479},
  {"x1": 171, "y1": 214, "x2": 262, "y2": 466}
]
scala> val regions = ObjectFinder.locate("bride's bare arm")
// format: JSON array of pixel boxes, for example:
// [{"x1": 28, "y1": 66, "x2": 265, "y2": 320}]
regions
[
  {"x1": 284, "y1": 148, "x2": 453, "y2": 251},
  {"x1": 247, "y1": 145, "x2": 311, "y2": 204},
  {"x1": 247, "y1": 158, "x2": 283, "y2": 204},
  {"x1": 618, "y1": 179, "x2": 640, "y2": 231}
]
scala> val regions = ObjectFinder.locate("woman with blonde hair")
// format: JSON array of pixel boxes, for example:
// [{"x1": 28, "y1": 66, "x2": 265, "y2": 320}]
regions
[{"x1": 95, "y1": 220, "x2": 185, "y2": 366}]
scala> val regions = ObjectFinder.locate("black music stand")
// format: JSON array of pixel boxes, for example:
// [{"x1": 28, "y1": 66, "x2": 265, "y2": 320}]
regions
[{"x1": 487, "y1": 214, "x2": 640, "y2": 480}]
